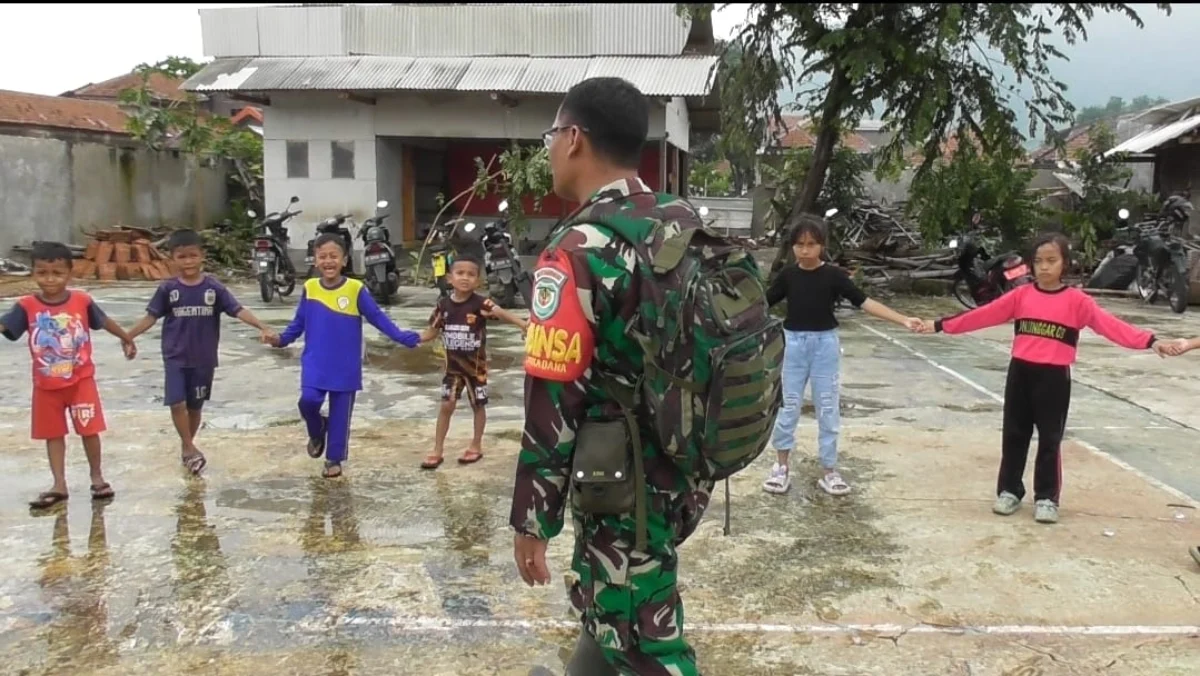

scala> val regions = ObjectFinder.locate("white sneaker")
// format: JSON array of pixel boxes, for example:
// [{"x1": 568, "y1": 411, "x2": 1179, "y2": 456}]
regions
[{"x1": 762, "y1": 463, "x2": 791, "y2": 494}]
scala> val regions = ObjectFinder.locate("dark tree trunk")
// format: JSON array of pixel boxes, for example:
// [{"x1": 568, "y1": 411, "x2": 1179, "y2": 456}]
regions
[{"x1": 768, "y1": 65, "x2": 852, "y2": 280}]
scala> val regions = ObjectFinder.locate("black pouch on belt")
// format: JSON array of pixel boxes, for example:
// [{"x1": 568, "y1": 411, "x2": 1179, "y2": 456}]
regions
[{"x1": 570, "y1": 419, "x2": 635, "y2": 515}]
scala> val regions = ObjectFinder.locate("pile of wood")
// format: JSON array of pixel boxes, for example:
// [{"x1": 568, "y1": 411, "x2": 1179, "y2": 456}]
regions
[
  {"x1": 839, "y1": 248, "x2": 958, "y2": 287},
  {"x1": 73, "y1": 227, "x2": 177, "y2": 281}
]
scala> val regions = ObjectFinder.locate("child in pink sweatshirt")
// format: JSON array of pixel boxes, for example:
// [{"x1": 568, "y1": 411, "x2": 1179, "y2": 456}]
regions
[{"x1": 921, "y1": 233, "x2": 1172, "y2": 524}]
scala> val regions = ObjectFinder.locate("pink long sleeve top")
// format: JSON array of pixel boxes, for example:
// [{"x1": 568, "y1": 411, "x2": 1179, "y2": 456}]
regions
[{"x1": 934, "y1": 284, "x2": 1156, "y2": 366}]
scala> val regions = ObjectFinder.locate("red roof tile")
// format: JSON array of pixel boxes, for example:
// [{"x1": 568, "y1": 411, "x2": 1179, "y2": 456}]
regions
[
  {"x1": 767, "y1": 115, "x2": 872, "y2": 153},
  {"x1": 0, "y1": 89, "x2": 130, "y2": 135},
  {"x1": 230, "y1": 106, "x2": 263, "y2": 126},
  {"x1": 63, "y1": 71, "x2": 187, "y2": 103},
  {"x1": 1032, "y1": 126, "x2": 1094, "y2": 162}
]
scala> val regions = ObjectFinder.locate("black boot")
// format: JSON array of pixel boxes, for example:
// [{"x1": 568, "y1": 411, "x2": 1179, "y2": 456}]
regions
[{"x1": 565, "y1": 631, "x2": 619, "y2": 676}]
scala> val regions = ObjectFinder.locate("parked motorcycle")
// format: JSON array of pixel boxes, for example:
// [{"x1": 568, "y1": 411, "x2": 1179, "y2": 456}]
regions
[
  {"x1": 1127, "y1": 206, "x2": 1190, "y2": 314},
  {"x1": 305, "y1": 212, "x2": 355, "y2": 279},
  {"x1": 462, "y1": 200, "x2": 530, "y2": 309},
  {"x1": 250, "y1": 196, "x2": 300, "y2": 303},
  {"x1": 1088, "y1": 208, "x2": 1144, "y2": 291},
  {"x1": 948, "y1": 223, "x2": 1033, "y2": 309},
  {"x1": 360, "y1": 200, "x2": 399, "y2": 304}
]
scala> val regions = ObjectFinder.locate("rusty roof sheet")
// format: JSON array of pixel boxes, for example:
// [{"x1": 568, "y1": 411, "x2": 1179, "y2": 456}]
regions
[
  {"x1": 64, "y1": 71, "x2": 187, "y2": 102},
  {"x1": 0, "y1": 90, "x2": 130, "y2": 135},
  {"x1": 182, "y1": 55, "x2": 719, "y2": 97}
]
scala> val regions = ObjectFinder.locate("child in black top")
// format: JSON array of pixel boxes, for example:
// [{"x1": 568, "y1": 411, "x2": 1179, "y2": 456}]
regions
[{"x1": 763, "y1": 214, "x2": 924, "y2": 496}]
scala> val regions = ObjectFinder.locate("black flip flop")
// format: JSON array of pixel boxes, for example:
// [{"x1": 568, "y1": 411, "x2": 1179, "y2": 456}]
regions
[
  {"x1": 29, "y1": 491, "x2": 68, "y2": 509},
  {"x1": 307, "y1": 415, "x2": 328, "y2": 458},
  {"x1": 322, "y1": 462, "x2": 342, "y2": 479},
  {"x1": 90, "y1": 483, "x2": 115, "y2": 501},
  {"x1": 421, "y1": 456, "x2": 444, "y2": 470},
  {"x1": 182, "y1": 451, "x2": 207, "y2": 475}
]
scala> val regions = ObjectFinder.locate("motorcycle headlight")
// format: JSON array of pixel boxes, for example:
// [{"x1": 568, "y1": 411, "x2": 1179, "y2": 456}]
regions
[{"x1": 949, "y1": 238, "x2": 959, "y2": 249}]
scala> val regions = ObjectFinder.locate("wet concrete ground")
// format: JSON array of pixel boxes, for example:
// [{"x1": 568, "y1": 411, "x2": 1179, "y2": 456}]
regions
[{"x1": 0, "y1": 281, "x2": 1198, "y2": 675}]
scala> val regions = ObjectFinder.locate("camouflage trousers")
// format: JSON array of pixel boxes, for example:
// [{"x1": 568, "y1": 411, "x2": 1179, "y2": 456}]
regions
[{"x1": 566, "y1": 508, "x2": 701, "y2": 676}]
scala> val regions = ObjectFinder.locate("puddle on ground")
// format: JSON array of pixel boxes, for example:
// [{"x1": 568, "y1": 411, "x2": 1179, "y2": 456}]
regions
[
  {"x1": 843, "y1": 382, "x2": 889, "y2": 390},
  {"x1": 363, "y1": 343, "x2": 521, "y2": 374},
  {"x1": 940, "y1": 402, "x2": 1003, "y2": 413},
  {"x1": 797, "y1": 396, "x2": 894, "y2": 419}
]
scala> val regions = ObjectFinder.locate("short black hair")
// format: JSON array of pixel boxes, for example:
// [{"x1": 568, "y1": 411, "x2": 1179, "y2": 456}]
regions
[
  {"x1": 314, "y1": 233, "x2": 347, "y2": 254},
  {"x1": 559, "y1": 77, "x2": 648, "y2": 169},
  {"x1": 790, "y1": 214, "x2": 828, "y2": 247},
  {"x1": 168, "y1": 229, "x2": 204, "y2": 251},
  {"x1": 451, "y1": 254, "x2": 482, "y2": 272},
  {"x1": 31, "y1": 241, "x2": 73, "y2": 265}
]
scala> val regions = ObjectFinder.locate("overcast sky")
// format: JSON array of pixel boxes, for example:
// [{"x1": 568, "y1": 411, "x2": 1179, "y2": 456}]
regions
[
  {"x1": 0, "y1": 3, "x2": 747, "y2": 96},
  {"x1": 1, "y1": 3, "x2": 1191, "y2": 114}
]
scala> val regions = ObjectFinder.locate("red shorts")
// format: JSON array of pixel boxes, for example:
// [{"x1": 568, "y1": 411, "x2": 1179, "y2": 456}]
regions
[{"x1": 31, "y1": 377, "x2": 107, "y2": 440}]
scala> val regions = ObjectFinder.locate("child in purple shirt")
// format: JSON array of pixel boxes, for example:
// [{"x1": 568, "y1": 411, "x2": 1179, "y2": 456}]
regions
[{"x1": 128, "y1": 230, "x2": 277, "y2": 474}]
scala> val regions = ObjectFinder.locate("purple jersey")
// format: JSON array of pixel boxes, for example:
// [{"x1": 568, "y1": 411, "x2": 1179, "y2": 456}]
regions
[{"x1": 146, "y1": 276, "x2": 243, "y2": 368}]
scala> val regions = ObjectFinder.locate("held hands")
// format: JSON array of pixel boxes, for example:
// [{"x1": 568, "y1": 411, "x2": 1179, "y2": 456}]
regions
[
  {"x1": 398, "y1": 331, "x2": 421, "y2": 349},
  {"x1": 1154, "y1": 337, "x2": 1191, "y2": 358},
  {"x1": 902, "y1": 317, "x2": 925, "y2": 333},
  {"x1": 121, "y1": 339, "x2": 137, "y2": 360},
  {"x1": 259, "y1": 328, "x2": 279, "y2": 346}
]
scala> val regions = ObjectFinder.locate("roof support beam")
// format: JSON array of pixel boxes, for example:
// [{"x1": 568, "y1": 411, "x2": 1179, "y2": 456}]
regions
[
  {"x1": 339, "y1": 91, "x2": 376, "y2": 106},
  {"x1": 230, "y1": 93, "x2": 271, "y2": 107}
]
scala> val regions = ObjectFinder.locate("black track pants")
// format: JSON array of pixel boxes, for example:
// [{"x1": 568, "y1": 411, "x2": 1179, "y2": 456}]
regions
[{"x1": 999, "y1": 357, "x2": 1072, "y2": 504}]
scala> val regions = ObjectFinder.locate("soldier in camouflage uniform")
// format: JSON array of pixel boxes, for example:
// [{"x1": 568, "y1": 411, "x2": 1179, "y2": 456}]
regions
[{"x1": 510, "y1": 78, "x2": 713, "y2": 676}]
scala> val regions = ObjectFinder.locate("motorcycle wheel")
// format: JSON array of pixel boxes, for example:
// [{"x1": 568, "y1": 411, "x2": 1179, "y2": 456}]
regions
[
  {"x1": 279, "y1": 264, "x2": 296, "y2": 297},
  {"x1": 258, "y1": 272, "x2": 274, "y2": 303},
  {"x1": 1135, "y1": 263, "x2": 1158, "y2": 303},
  {"x1": 495, "y1": 283, "x2": 517, "y2": 309},
  {"x1": 952, "y1": 274, "x2": 978, "y2": 309},
  {"x1": 1166, "y1": 267, "x2": 1189, "y2": 313}
]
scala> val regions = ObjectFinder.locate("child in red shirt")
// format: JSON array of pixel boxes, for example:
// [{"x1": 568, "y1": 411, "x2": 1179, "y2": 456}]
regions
[
  {"x1": 919, "y1": 233, "x2": 1173, "y2": 524},
  {"x1": 0, "y1": 242, "x2": 137, "y2": 509}
]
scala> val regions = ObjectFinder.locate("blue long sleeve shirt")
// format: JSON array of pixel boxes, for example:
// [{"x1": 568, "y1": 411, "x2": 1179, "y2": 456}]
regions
[{"x1": 279, "y1": 277, "x2": 419, "y2": 392}]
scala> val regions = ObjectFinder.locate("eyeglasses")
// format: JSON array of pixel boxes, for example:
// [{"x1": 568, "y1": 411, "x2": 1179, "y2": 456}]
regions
[{"x1": 541, "y1": 124, "x2": 589, "y2": 149}]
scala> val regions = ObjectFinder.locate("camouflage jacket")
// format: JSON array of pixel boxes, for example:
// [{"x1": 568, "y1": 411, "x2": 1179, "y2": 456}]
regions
[{"x1": 509, "y1": 177, "x2": 713, "y2": 575}]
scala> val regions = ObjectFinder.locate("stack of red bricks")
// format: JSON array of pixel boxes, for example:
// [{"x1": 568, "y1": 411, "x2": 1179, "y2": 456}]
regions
[{"x1": 73, "y1": 227, "x2": 176, "y2": 282}]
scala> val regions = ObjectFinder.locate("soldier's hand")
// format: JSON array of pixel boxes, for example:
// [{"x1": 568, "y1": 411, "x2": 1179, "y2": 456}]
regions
[{"x1": 514, "y1": 533, "x2": 550, "y2": 586}]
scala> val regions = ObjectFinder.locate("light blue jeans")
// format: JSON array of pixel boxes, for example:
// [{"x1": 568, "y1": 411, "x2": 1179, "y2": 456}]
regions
[{"x1": 770, "y1": 329, "x2": 841, "y2": 469}]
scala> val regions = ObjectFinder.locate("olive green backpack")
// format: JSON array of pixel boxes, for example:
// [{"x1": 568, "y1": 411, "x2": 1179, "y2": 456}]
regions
[{"x1": 566, "y1": 192, "x2": 785, "y2": 547}]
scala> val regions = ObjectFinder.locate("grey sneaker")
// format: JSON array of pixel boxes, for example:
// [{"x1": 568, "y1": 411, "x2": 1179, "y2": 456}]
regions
[
  {"x1": 1034, "y1": 499, "x2": 1059, "y2": 524},
  {"x1": 992, "y1": 491, "x2": 1021, "y2": 516}
]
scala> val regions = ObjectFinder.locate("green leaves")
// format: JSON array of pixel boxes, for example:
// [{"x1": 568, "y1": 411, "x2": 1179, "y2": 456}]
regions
[{"x1": 473, "y1": 143, "x2": 554, "y2": 237}]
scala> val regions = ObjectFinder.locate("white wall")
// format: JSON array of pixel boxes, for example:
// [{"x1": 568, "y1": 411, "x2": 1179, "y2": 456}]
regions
[
  {"x1": 262, "y1": 90, "x2": 678, "y2": 249},
  {"x1": 375, "y1": 138, "x2": 404, "y2": 243}
]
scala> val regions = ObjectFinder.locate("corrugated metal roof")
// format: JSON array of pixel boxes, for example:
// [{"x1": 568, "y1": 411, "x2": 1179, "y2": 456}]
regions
[
  {"x1": 182, "y1": 55, "x2": 719, "y2": 97},
  {"x1": 206, "y1": 4, "x2": 697, "y2": 59},
  {"x1": 343, "y1": 56, "x2": 416, "y2": 90},
  {"x1": 396, "y1": 58, "x2": 473, "y2": 90},
  {"x1": 457, "y1": 58, "x2": 530, "y2": 92},
  {"x1": 585, "y1": 57, "x2": 717, "y2": 98},
  {"x1": 511, "y1": 58, "x2": 591, "y2": 93},
  {"x1": 182, "y1": 57, "x2": 253, "y2": 92},
  {"x1": 276, "y1": 56, "x2": 362, "y2": 90},
  {"x1": 1106, "y1": 113, "x2": 1200, "y2": 156}
]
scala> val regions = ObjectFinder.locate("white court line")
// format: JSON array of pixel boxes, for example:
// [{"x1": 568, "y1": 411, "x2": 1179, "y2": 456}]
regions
[
  {"x1": 333, "y1": 616, "x2": 1200, "y2": 636},
  {"x1": 854, "y1": 322, "x2": 1200, "y2": 509},
  {"x1": 791, "y1": 423, "x2": 1175, "y2": 431}
]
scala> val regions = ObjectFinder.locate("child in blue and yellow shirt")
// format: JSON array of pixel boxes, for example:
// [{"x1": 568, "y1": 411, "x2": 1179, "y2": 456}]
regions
[{"x1": 267, "y1": 234, "x2": 421, "y2": 477}]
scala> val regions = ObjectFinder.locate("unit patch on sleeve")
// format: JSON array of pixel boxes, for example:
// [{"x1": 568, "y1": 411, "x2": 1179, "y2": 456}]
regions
[{"x1": 524, "y1": 249, "x2": 593, "y2": 381}]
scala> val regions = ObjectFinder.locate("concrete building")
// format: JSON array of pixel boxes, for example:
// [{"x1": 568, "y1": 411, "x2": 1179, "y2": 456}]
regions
[
  {"x1": 1106, "y1": 95, "x2": 1200, "y2": 234},
  {"x1": 181, "y1": 3, "x2": 720, "y2": 255}
]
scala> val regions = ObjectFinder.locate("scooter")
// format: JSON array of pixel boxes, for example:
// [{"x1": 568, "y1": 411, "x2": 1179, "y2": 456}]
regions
[
  {"x1": 305, "y1": 212, "x2": 355, "y2": 279},
  {"x1": 250, "y1": 196, "x2": 301, "y2": 303},
  {"x1": 360, "y1": 200, "x2": 399, "y2": 304},
  {"x1": 471, "y1": 199, "x2": 530, "y2": 309},
  {"x1": 948, "y1": 224, "x2": 1033, "y2": 308},
  {"x1": 1128, "y1": 206, "x2": 1190, "y2": 314}
]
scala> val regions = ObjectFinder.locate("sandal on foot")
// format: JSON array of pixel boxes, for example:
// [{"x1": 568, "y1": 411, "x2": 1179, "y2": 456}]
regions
[
  {"x1": 762, "y1": 463, "x2": 791, "y2": 494},
  {"x1": 90, "y1": 483, "x2": 115, "y2": 500},
  {"x1": 457, "y1": 449, "x2": 483, "y2": 465},
  {"x1": 322, "y1": 462, "x2": 342, "y2": 479},
  {"x1": 818, "y1": 471, "x2": 851, "y2": 496},
  {"x1": 421, "y1": 455, "x2": 444, "y2": 470},
  {"x1": 307, "y1": 416, "x2": 328, "y2": 458},
  {"x1": 182, "y1": 451, "x2": 207, "y2": 475},
  {"x1": 29, "y1": 491, "x2": 68, "y2": 509}
]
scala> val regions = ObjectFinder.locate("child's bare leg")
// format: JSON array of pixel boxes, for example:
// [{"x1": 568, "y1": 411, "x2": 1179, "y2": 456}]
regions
[
  {"x1": 170, "y1": 403, "x2": 198, "y2": 456},
  {"x1": 189, "y1": 409, "x2": 203, "y2": 444},
  {"x1": 80, "y1": 434, "x2": 106, "y2": 488},
  {"x1": 432, "y1": 400, "x2": 454, "y2": 459},
  {"x1": 469, "y1": 405, "x2": 485, "y2": 453},
  {"x1": 45, "y1": 437, "x2": 69, "y2": 494}
]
